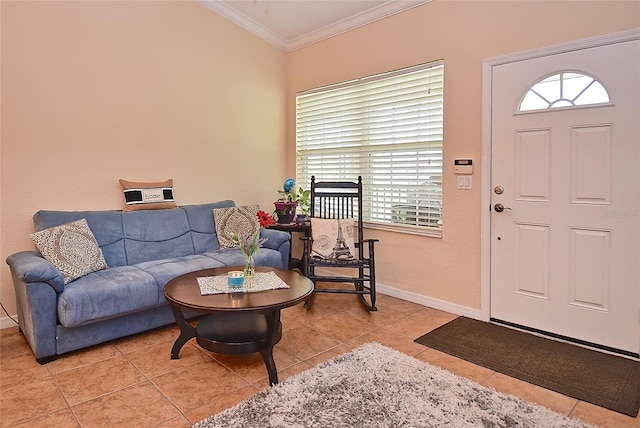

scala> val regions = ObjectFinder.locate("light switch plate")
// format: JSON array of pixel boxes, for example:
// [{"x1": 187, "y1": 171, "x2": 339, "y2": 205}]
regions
[{"x1": 457, "y1": 176, "x2": 472, "y2": 189}]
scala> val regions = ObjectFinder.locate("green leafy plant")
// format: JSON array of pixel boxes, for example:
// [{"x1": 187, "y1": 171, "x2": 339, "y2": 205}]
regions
[
  {"x1": 293, "y1": 187, "x2": 311, "y2": 215},
  {"x1": 276, "y1": 179, "x2": 310, "y2": 215}
]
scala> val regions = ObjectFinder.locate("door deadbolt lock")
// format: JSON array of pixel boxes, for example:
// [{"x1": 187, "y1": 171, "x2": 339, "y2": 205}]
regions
[
  {"x1": 494, "y1": 203, "x2": 512, "y2": 212},
  {"x1": 494, "y1": 186, "x2": 504, "y2": 195}
]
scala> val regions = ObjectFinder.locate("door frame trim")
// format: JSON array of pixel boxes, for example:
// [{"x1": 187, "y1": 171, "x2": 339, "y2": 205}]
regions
[{"x1": 480, "y1": 28, "x2": 640, "y2": 321}]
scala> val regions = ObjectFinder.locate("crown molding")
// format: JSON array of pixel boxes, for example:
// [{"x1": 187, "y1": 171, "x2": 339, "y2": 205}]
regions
[
  {"x1": 198, "y1": 0, "x2": 289, "y2": 50},
  {"x1": 288, "y1": 0, "x2": 431, "y2": 52},
  {"x1": 198, "y1": 0, "x2": 431, "y2": 52}
]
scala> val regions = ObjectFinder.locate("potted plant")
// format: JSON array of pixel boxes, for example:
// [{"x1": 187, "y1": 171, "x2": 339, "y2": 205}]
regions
[
  {"x1": 274, "y1": 179, "x2": 310, "y2": 224},
  {"x1": 274, "y1": 178, "x2": 297, "y2": 224},
  {"x1": 293, "y1": 187, "x2": 311, "y2": 223}
]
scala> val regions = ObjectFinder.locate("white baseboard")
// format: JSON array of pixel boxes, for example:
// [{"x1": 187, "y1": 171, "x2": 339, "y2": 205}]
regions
[
  {"x1": 376, "y1": 282, "x2": 485, "y2": 321},
  {"x1": 0, "y1": 315, "x2": 20, "y2": 330},
  {"x1": 313, "y1": 266, "x2": 485, "y2": 320}
]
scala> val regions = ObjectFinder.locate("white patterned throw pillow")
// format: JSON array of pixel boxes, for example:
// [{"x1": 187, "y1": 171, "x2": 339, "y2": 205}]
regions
[
  {"x1": 213, "y1": 205, "x2": 260, "y2": 249},
  {"x1": 30, "y1": 219, "x2": 108, "y2": 284}
]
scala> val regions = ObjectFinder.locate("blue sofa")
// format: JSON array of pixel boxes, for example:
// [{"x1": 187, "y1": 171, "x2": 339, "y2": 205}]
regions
[{"x1": 5, "y1": 201, "x2": 291, "y2": 363}]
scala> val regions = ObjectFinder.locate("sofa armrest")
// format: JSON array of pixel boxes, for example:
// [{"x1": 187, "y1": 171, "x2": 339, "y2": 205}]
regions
[
  {"x1": 7, "y1": 255, "x2": 60, "y2": 363},
  {"x1": 260, "y1": 228, "x2": 291, "y2": 270},
  {"x1": 6, "y1": 251, "x2": 65, "y2": 293},
  {"x1": 260, "y1": 228, "x2": 289, "y2": 249}
]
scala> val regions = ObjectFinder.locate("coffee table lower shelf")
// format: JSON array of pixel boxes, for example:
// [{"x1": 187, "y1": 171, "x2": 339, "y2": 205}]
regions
[
  {"x1": 163, "y1": 267, "x2": 313, "y2": 386},
  {"x1": 169, "y1": 307, "x2": 283, "y2": 385}
]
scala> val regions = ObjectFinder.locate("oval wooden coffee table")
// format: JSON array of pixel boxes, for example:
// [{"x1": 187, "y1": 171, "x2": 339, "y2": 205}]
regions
[{"x1": 163, "y1": 266, "x2": 313, "y2": 385}]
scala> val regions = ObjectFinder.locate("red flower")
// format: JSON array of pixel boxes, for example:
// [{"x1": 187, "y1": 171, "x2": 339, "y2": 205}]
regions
[{"x1": 257, "y1": 210, "x2": 275, "y2": 228}]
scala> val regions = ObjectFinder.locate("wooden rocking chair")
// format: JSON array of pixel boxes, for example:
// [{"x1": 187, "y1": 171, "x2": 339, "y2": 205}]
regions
[{"x1": 302, "y1": 176, "x2": 378, "y2": 311}]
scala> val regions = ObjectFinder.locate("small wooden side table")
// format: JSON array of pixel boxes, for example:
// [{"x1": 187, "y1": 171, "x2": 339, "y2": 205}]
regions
[{"x1": 268, "y1": 222, "x2": 311, "y2": 271}]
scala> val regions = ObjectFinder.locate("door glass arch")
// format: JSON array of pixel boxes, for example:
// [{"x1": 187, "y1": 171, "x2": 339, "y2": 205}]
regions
[{"x1": 518, "y1": 71, "x2": 610, "y2": 112}]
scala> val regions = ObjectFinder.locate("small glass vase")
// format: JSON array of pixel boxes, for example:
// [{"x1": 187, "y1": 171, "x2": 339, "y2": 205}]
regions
[{"x1": 244, "y1": 254, "x2": 255, "y2": 279}]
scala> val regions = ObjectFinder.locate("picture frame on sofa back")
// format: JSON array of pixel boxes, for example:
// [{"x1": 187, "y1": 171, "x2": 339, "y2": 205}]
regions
[{"x1": 5, "y1": 201, "x2": 291, "y2": 364}]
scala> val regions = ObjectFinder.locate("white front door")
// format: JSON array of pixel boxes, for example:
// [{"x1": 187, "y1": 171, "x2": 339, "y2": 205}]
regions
[{"x1": 490, "y1": 39, "x2": 640, "y2": 355}]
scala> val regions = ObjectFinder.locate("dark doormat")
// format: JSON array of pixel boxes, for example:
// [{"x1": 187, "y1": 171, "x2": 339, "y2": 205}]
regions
[{"x1": 414, "y1": 316, "x2": 640, "y2": 417}]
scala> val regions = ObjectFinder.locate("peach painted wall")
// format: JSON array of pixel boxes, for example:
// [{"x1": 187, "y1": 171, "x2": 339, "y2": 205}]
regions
[
  {"x1": 1, "y1": 1, "x2": 286, "y2": 315},
  {"x1": 1, "y1": 0, "x2": 637, "y2": 321},
  {"x1": 286, "y1": 1, "x2": 639, "y2": 310}
]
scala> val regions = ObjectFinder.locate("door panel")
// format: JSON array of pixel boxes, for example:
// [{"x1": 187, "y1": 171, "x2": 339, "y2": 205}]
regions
[
  {"x1": 514, "y1": 129, "x2": 550, "y2": 201},
  {"x1": 514, "y1": 223, "x2": 549, "y2": 299},
  {"x1": 490, "y1": 40, "x2": 639, "y2": 355},
  {"x1": 569, "y1": 228, "x2": 609, "y2": 310},
  {"x1": 571, "y1": 125, "x2": 611, "y2": 203}
]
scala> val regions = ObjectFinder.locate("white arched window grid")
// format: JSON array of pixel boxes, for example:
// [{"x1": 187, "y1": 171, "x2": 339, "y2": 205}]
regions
[{"x1": 515, "y1": 70, "x2": 613, "y2": 114}]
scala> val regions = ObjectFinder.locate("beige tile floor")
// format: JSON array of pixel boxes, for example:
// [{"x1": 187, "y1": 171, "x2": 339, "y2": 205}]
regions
[{"x1": 1, "y1": 291, "x2": 638, "y2": 428}]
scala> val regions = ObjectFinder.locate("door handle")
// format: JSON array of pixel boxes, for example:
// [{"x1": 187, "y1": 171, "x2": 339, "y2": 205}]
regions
[{"x1": 494, "y1": 203, "x2": 512, "y2": 213}]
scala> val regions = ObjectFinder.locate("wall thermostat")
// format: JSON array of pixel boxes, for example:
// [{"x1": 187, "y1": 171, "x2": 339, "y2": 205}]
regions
[{"x1": 454, "y1": 159, "x2": 473, "y2": 174}]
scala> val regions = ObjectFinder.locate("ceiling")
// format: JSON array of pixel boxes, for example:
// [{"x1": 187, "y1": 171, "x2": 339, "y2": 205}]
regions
[{"x1": 198, "y1": 0, "x2": 430, "y2": 51}]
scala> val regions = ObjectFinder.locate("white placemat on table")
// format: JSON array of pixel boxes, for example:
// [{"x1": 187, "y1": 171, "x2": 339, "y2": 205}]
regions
[{"x1": 196, "y1": 271, "x2": 290, "y2": 295}]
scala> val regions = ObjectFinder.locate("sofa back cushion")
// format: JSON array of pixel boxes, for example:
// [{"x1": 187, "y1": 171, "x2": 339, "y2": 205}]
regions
[
  {"x1": 33, "y1": 210, "x2": 128, "y2": 268},
  {"x1": 33, "y1": 202, "x2": 234, "y2": 269},
  {"x1": 122, "y1": 208, "x2": 195, "y2": 265},
  {"x1": 181, "y1": 200, "x2": 235, "y2": 254}
]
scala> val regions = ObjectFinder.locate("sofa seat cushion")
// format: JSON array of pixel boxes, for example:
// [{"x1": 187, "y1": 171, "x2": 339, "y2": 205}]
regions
[
  {"x1": 202, "y1": 248, "x2": 284, "y2": 270},
  {"x1": 58, "y1": 266, "x2": 159, "y2": 328},
  {"x1": 136, "y1": 255, "x2": 226, "y2": 296}
]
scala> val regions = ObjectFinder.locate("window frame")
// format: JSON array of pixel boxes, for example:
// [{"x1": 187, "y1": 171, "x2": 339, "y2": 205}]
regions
[{"x1": 295, "y1": 61, "x2": 445, "y2": 237}]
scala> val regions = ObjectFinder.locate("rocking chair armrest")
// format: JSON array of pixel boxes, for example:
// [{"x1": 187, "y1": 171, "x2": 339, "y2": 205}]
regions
[
  {"x1": 352, "y1": 239, "x2": 378, "y2": 260},
  {"x1": 360, "y1": 238, "x2": 379, "y2": 243},
  {"x1": 355, "y1": 238, "x2": 379, "y2": 248}
]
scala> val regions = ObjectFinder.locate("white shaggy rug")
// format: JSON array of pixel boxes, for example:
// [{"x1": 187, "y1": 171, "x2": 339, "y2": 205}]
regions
[{"x1": 193, "y1": 342, "x2": 595, "y2": 428}]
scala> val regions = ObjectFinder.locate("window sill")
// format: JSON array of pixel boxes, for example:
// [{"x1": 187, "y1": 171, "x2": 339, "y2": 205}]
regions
[{"x1": 364, "y1": 222, "x2": 443, "y2": 238}]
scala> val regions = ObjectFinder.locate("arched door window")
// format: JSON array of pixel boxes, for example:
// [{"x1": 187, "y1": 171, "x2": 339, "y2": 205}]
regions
[{"x1": 518, "y1": 71, "x2": 611, "y2": 112}]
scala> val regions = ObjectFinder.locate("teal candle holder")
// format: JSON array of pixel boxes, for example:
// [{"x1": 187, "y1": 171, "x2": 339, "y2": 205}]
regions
[{"x1": 227, "y1": 271, "x2": 245, "y2": 287}]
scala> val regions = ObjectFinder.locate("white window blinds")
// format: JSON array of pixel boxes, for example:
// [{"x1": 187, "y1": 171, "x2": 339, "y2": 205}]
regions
[{"x1": 296, "y1": 61, "x2": 444, "y2": 234}]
